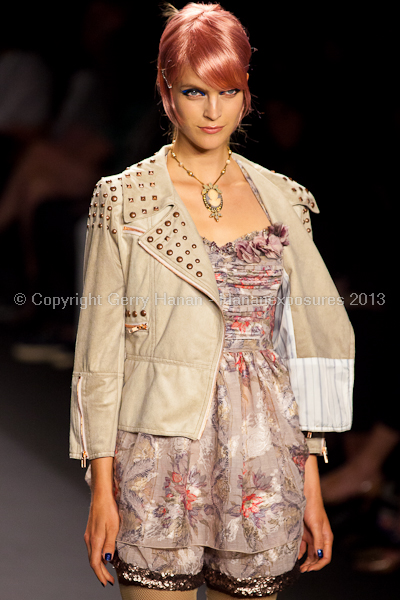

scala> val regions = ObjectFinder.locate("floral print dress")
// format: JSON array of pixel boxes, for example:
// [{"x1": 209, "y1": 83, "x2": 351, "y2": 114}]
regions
[{"x1": 111, "y1": 166, "x2": 310, "y2": 582}]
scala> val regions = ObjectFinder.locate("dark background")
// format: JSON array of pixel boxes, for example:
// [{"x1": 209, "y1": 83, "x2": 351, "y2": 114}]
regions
[{"x1": 0, "y1": 1, "x2": 398, "y2": 598}]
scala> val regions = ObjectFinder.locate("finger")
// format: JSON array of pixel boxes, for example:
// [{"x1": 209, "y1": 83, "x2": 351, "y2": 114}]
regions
[
  {"x1": 101, "y1": 534, "x2": 117, "y2": 585},
  {"x1": 307, "y1": 529, "x2": 333, "y2": 572},
  {"x1": 300, "y1": 540, "x2": 316, "y2": 573},
  {"x1": 303, "y1": 514, "x2": 328, "y2": 569},
  {"x1": 299, "y1": 523, "x2": 313, "y2": 572},
  {"x1": 102, "y1": 524, "x2": 118, "y2": 563},
  {"x1": 90, "y1": 535, "x2": 113, "y2": 586},
  {"x1": 298, "y1": 540, "x2": 307, "y2": 560}
]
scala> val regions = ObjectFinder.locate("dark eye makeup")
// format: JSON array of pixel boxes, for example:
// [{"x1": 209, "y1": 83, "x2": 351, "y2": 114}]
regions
[{"x1": 181, "y1": 88, "x2": 240, "y2": 97}]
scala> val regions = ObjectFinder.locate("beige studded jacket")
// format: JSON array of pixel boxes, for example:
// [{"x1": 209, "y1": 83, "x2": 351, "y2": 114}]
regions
[{"x1": 69, "y1": 145, "x2": 355, "y2": 464}]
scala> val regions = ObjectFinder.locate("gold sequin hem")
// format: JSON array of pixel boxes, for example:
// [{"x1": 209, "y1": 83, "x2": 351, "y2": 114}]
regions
[
  {"x1": 203, "y1": 561, "x2": 301, "y2": 597},
  {"x1": 112, "y1": 551, "x2": 300, "y2": 596},
  {"x1": 112, "y1": 552, "x2": 205, "y2": 590}
]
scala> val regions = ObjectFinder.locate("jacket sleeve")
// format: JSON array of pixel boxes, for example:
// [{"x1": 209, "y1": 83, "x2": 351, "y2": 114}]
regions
[
  {"x1": 272, "y1": 189, "x2": 354, "y2": 442},
  {"x1": 69, "y1": 176, "x2": 125, "y2": 464}
]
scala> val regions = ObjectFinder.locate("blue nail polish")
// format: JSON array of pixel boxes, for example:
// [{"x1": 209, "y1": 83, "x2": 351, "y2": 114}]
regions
[
  {"x1": 317, "y1": 549, "x2": 323, "y2": 559},
  {"x1": 105, "y1": 553, "x2": 112, "y2": 561}
]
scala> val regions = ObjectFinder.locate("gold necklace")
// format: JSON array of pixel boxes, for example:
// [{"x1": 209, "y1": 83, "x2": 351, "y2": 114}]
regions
[{"x1": 170, "y1": 142, "x2": 232, "y2": 222}]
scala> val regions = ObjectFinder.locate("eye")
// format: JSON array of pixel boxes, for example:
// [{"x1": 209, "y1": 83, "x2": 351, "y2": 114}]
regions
[
  {"x1": 221, "y1": 89, "x2": 240, "y2": 96},
  {"x1": 181, "y1": 88, "x2": 205, "y2": 97}
]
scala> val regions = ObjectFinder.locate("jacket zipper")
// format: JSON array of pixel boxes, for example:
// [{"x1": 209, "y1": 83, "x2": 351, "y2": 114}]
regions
[
  {"x1": 137, "y1": 240, "x2": 225, "y2": 439},
  {"x1": 76, "y1": 375, "x2": 88, "y2": 468},
  {"x1": 123, "y1": 226, "x2": 146, "y2": 235},
  {"x1": 125, "y1": 322, "x2": 148, "y2": 333}
]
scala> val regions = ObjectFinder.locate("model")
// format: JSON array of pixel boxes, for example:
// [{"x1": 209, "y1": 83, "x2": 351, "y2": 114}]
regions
[{"x1": 70, "y1": 3, "x2": 355, "y2": 599}]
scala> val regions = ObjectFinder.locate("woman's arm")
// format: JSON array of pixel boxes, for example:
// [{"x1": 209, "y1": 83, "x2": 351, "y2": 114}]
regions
[
  {"x1": 84, "y1": 457, "x2": 119, "y2": 587},
  {"x1": 299, "y1": 455, "x2": 334, "y2": 572}
]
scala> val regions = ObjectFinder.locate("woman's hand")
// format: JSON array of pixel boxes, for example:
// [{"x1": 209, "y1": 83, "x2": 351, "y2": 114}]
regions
[
  {"x1": 299, "y1": 455, "x2": 334, "y2": 573},
  {"x1": 84, "y1": 457, "x2": 119, "y2": 586}
]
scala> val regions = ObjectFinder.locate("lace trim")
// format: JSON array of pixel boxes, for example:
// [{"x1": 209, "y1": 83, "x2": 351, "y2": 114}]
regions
[
  {"x1": 203, "y1": 561, "x2": 301, "y2": 597},
  {"x1": 113, "y1": 550, "x2": 300, "y2": 595}
]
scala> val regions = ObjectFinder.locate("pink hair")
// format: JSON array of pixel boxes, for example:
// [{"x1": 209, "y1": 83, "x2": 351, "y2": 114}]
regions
[{"x1": 157, "y1": 3, "x2": 252, "y2": 128}]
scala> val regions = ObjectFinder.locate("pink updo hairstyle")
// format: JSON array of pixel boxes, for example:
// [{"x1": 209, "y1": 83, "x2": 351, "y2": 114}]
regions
[{"x1": 157, "y1": 2, "x2": 252, "y2": 133}]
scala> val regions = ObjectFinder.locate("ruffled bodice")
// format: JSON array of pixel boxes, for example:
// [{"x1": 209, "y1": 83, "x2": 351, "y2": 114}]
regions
[{"x1": 202, "y1": 223, "x2": 289, "y2": 352}]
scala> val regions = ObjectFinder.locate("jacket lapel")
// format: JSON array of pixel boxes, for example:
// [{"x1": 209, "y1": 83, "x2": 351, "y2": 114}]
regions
[{"x1": 122, "y1": 145, "x2": 221, "y2": 306}]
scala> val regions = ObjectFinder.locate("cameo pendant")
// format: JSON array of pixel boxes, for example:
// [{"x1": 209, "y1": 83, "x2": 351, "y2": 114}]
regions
[{"x1": 202, "y1": 183, "x2": 223, "y2": 222}]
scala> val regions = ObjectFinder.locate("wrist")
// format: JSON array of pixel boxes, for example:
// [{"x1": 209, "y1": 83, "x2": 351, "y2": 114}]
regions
[
  {"x1": 303, "y1": 455, "x2": 323, "y2": 500},
  {"x1": 90, "y1": 488, "x2": 116, "y2": 503}
]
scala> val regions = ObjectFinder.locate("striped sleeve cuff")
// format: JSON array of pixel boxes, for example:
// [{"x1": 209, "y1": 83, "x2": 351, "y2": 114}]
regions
[{"x1": 288, "y1": 357, "x2": 354, "y2": 432}]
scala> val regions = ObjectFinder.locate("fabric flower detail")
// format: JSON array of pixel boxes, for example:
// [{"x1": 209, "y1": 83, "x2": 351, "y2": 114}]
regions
[
  {"x1": 236, "y1": 239, "x2": 262, "y2": 263},
  {"x1": 236, "y1": 223, "x2": 289, "y2": 263}
]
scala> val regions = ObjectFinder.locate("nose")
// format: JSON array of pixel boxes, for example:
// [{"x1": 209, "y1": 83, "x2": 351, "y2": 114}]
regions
[{"x1": 203, "y1": 94, "x2": 222, "y2": 121}]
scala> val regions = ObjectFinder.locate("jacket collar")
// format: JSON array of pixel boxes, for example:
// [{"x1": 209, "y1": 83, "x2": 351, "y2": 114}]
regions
[{"x1": 121, "y1": 144, "x2": 300, "y2": 306}]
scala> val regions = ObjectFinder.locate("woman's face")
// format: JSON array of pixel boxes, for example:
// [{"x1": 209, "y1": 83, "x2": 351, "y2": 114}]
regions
[{"x1": 171, "y1": 66, "x2": 245, "y2": 151}]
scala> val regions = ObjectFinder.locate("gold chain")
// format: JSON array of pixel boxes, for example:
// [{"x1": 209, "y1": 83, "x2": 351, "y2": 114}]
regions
[{"x1": 170, "y1": 142, "x2": 232, "y2": 222}]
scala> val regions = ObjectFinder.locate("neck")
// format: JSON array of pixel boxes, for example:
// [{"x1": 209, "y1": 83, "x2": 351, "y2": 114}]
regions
[{"x1": 171, "y1": 134, "x2": 230, "y2": 183}]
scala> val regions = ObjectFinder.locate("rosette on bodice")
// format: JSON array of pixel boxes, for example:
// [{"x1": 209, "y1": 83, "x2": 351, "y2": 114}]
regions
[{"x1": 236, "y1": 224, "x2": 289, "y2": 263}]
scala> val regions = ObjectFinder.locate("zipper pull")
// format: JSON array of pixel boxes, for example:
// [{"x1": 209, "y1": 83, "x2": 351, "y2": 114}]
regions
[
  {"x1": 322, "y1": 443, "x2": 328, "y2": 464},
  {"x1": 81, "y1": 450, "x2": 88, "y2": 468}
]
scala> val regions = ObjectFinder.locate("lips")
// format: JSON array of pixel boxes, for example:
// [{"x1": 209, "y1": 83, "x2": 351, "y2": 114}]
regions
[{"x1": 199, "y1": 126, "x2": 224, "y2": 134}]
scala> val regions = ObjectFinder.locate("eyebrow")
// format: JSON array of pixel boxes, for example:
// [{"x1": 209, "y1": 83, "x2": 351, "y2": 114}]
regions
[{"x1": 179, "y1": 83, "x2": 207, "y2": 90}]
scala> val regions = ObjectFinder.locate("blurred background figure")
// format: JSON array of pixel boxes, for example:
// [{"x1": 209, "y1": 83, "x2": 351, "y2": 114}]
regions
[
  {"x1": 0, "y1": 47, "x2": 51, "y2": 188},
  {"x1": 0, "y1": 1, "x2": 163, "y2": 367}
]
